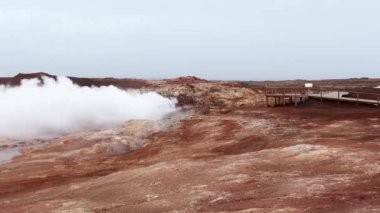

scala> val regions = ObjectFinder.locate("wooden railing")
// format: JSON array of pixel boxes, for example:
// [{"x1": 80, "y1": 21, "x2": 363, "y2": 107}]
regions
[
  {"x1": 265, "y1": 87, "x2": 307, "y2": 96},
  {"x1": 264, "y1": 87, "x2": 308, "y2": 107},
  {"x1": 265, "y1": 87, "x2": 380, "y2": 106},
  {"x1": 309, "y1": 88, "x2": 380, "y2": 106}
]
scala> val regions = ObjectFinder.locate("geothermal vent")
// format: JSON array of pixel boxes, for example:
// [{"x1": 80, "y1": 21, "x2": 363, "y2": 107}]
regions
[{"x1": 0, "y1": 76, "x2": 177, "y2": 139}]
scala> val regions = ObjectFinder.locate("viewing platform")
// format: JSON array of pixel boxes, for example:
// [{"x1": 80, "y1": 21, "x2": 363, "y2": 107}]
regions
[
  {"x1": 265, "y1": 88, "x2": 308, "y2": 107},
  {"x1": 265, "y1": 87, "x2": 380, "y2": 107}
]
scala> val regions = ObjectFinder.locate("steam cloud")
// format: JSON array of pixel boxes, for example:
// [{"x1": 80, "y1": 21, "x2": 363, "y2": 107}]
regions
[{"x1": 0, "y1": 77, "x2": 177, "y2": 139}]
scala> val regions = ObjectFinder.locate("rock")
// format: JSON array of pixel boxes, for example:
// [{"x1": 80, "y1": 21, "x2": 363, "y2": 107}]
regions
[
  {"x1": 166, "y1": 76, "x2": 208, "y2": 84},
  {"x1": 150, "y1": 81, "x2": 264, "y2": 108}
]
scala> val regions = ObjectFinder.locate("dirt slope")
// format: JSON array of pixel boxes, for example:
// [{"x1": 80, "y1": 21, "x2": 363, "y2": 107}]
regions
[{"x1": 0, "y1": 76, "x2": 380, "y2": 212}]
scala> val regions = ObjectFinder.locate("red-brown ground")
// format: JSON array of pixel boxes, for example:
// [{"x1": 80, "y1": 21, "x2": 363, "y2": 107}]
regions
[{"x1": 0, "y1": 76, "x2": 380, "y2": 212}]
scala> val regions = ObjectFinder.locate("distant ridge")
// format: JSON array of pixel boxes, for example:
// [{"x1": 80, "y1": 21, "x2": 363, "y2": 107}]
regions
[
  {"x1": 0, "y1": 72, "x2": 149, "y2": 89},
  {"x1": 0, "y1": 72, "x2": 57, "y2": 86},
  {"x1": 166, "y1": 76, "x2": 208, "y2": 84}
]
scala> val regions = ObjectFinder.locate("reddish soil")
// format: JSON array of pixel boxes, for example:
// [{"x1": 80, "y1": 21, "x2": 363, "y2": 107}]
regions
[{"x1": 0, "y1": 75, "x2": 380, "y2": 212}]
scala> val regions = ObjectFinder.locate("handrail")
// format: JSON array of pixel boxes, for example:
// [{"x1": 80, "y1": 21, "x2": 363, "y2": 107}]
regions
[
  {"x1": 265, "y1": 87, "x2": 306, "y2": 89},
  {"x1": 309, "y1": 89, "x2": 380, "y2": 96},
  {"x1": 265, "y1": 87, "x2": 380, "y2": 107},
  {"x1": 265, "y1": 87, "x2": 307, "y2": 94},
  {"x1": 344, "y1": 91, "x2": 380, "y2": 96}
]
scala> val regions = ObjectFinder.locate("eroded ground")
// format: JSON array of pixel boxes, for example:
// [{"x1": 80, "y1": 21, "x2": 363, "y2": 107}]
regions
[{"x1": 0, "y1": 75, "x2": 380, "y2": 212}]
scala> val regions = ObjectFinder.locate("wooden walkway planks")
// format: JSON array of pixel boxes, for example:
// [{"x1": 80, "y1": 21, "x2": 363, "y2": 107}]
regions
[
  {"x1": 265, "y1": 87, "x2": 380, "y2": 107},
  {"x1": 308, "y1": 91, "x2": 380, "y2": 106}
]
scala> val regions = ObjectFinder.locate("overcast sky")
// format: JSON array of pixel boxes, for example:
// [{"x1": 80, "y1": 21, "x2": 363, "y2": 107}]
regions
[{"x1": 0, "y1": 0, "x2": 379, "y2": 80}]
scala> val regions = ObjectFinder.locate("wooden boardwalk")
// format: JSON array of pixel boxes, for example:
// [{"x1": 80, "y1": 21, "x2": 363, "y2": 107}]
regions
[
  {"x1": 308, "y1": 91, "x2": 380, "y2": 106},
  {"x1": 265, "y1": 87, "x2": 380, "y2": 107},
  {"x1": 265, "y1": 88, "x2": 308, "y2": 107}
]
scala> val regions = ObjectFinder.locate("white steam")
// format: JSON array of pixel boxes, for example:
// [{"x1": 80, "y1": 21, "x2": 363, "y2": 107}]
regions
[{"x1": 0, "y1": 77, "x2": 177, "y2": 139}]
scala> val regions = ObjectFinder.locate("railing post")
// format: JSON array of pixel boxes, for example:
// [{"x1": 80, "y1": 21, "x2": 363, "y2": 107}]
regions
[
  {"x1": 338, "y1": 90, "x2": 340, "y2": 104},
  {"x1": 320, "y1": 88, "x2": 323, "y2": 102},
  {"x1": 356, "y1": 93, "x2": 359, "y2": 106}
]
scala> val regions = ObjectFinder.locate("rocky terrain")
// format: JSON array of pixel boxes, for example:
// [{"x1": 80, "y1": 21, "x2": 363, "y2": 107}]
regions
[
  {"x1": 0, "y1": 72, "x2": 149, "y2": 89},
  {"x1": 0, "y1": 73, "x2": 380, "y2": 212}
]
